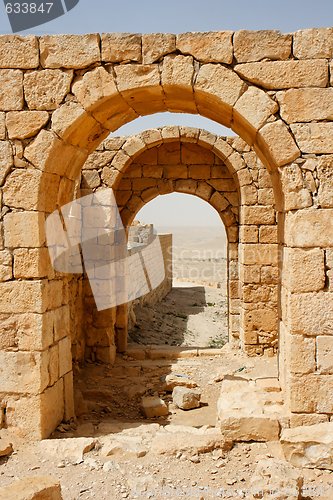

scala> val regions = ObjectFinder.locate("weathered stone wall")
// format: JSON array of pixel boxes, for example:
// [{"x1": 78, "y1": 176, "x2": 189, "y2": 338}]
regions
[{"x1": 0, "y1": 29, "x2": 331, "y2": 437}]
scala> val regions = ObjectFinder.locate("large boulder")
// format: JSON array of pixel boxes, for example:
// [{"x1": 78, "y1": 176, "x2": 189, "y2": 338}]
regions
[{"x1": 280, "y1": 422, "x2": 333, "y2": 469}]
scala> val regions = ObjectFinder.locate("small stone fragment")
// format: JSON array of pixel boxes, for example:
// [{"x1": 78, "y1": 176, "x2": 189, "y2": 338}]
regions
[
  {"x1": 172, "y1": 386, "x2": 201, "y2": 410},
  {"x1": 141, "y1": 396, "x2": 169, "y2": 418}
]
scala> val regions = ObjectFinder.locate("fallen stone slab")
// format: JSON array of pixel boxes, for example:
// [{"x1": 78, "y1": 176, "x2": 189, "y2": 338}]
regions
[
  {"x1": 39, "y1": 437, "x2": 97, "y2": 463},
  {"x1": 0, "y1": 437, "x2": 13, "y2": 457},
  {"x1": 250, "y1": 458, "x2": 303, "y2": 500},
  {"x1": 172, "y1": 386, "x2": 201, "y2": 410},
  {"x1": 99, "y1": 434, "x2": 148, "y2": 458},
  {"x1": 280, "y1": 422, "x2": 333, "y2": 470},
  {"x1": 150, "y1": 425, "x2": 232, "y2": 456},
  {"x1": 162, "y1": 373, "x2": 198, "y2": 391},
  {"x1": 0, "y1": 476, "x2": 62, "y2": 500},
  {"x1": 141, "y1": 396, "x2": 169, "y2": 417}
]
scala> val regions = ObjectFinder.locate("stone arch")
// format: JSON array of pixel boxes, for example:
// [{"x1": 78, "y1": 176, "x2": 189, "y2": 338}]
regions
[
  {"x1": 1, "y1": 43, "x2": 308, "y2": 440},
  {"x1": 29, "y1": 62, "x2": 301, "y2": 214},
  {"x1": 80, "y1": 126, "x2": 279, "y2": 358}
]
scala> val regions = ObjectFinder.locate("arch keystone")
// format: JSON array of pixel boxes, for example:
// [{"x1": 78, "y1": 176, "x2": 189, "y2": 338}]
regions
[
  {"x1": 114, "y1": 64, "x2": 166, "y2": 115},
  {"x1": 161, "y1": 54, "x2": 196, "y2": 113}
]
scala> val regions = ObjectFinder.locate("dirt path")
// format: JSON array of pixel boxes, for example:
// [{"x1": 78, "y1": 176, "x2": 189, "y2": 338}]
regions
[{"x1": 130, "y1": 281, "x2": 228, "y2": 348}]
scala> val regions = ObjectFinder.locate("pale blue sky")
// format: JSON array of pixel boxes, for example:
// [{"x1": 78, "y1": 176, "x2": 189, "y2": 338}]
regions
[{"x1": 2, "y1": 0, "x2": 332, "y2": 227}]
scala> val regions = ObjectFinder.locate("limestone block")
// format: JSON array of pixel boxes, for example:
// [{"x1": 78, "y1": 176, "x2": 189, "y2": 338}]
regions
[
  {"x1": 210, "y1": 191, "x2": 229, "y2": 211},
  {"x1": 115, "y1": 64, "x2": 164, "y2": 115},
  {"x1": 172, "y1": 386, "x2": 201, "y2": 410},
  {"x1": 4, "y1": 211, "x2": 46, "y2": 248},
  {"x1": 233, "y1": 86, "x2": 278, "y2": 144},
  {"x1": 48, "y1": 344, "x2": 59, "y2": 386},
  {"x1": 240, "y1": 243, "x2": 278, "y2": 265},
  {"x1": 317, "y1": 336, "x2": 333, "y2": 374},
  {"x1": 0, "y1": 350, "x2": 49, "y2": 394},
  {"x1": 51, "y1": 101, "x2": 108, "y2": 153},
  {"x1": 287, "y1": 373, "x2": 318, "y2": 412},
  {"x1": 281, "y1": 422, "x2": 333, "y2": 469},
  {"x1": 24, "y1": 129, "x2": 88, "y2": 179},
  {"x1": 40, "y1": 379, "x2": 64, "y2": 438},
  {"x1": 242, "y1": 304, "x2": 278, "y2": 332},
  {"x1": 234, "y1": 60, "x2": 328, "y2": 89},
  {"x1": 83, "y1": 151, "x2": 116, "y2": 170},
  {"x1": 317, "y1": 155, "x2": 333, "y2": 208},
  {"x1": 40, "y1": 34, "x2": 100, "y2": 69},
  {"x1": 258, "y1": 226, "x2": 278, "y2": 244},
  {"x1": 291, "y1": 123, "x2": 333, "y2": 154},
  {"x1": 194, "y1": 64, "x2": 245, "y2": 126},
  {"x1": 239, "y1": 226, "x2": 258, "y2": 243},
  {"x1": 234, "y1": 30, "x2": 292, "y2": 62},
  {"x1": 283, "y1": 248, "x2": 325, "y2": 293},
  {"x1": 101, "y1": 33, "x2": 142, "y2": 62},
  {"x1": 4, "y1": 169, "x2": 60, "y2": 212},
  {"x1": 0, "y1": 249, "x2": 12, "y2": 281},
  {"x1": 294, "y1": 28, "x2": 333, "y2": 59},
  {"x1": 0, "y1": 112, "x2": 5, "y2": 139},
  {"x1": 241, "y1": 206, "x2": 275, "y2": 225},
  {"x1": 141, "y1": 396, "x2": 168, "y2": 417},
  {"x1": 101, "y1": 166, "x2": 119, "y2": 187},
  {"x1": 58, "y1": 336, "x2": 72, "y2": 377},
  {"x1": 122, "y1": 135, "x2": 146, "y2": 157},
  {"x1": 0, "y1": 35, "x2": 39, "y2": 68},
  {"x1": 286, "y1": 333, "x2": 316, "y2": 374},
  {"x1": 0, "y1": 476, "x2": 62, "y2": 500},
  {"x1": 52, "y1": 306, "x2": 70, "y2": 342},
  {"x1": 258, "y1": 168, "x2": 272, "y2": 188},
  {"x1": 177, "y1": 31, "x2": 233, "y2": 63},
  {"x1": 0, "y1": 69, "x2": 23, "y2": 110},
  {"x1": 243, "y1": 284, "x2": 277, "y2": 303},
  {"x1": 277, "y1": 88, "x2": 333, "y2": 123},
  {"x1": 280, "y1": 163, "x2": 312, "y2": 211},
  {"x1": 161, "y1": 55, "x2": 196, "y2": 113},
  {"x1": 0, "y1": 140, "x2": 13, "y2": 185},
  {"x1": 6, "y1": 111, "x2": 49, "y2": 139},
  {"x1": 240, "y1": 184, "x2": 257, "y2": 205},
  {"x1": 288, "y1": 292, "x2": 333, "y2": 336},
  {"x1": 81, "y1": 170, "x2": 100, "y2": 189},
  {"x1": 290, "y1": 414, "x2": 329, "y2": 428},
  {"x1": 250, "y1": 458, "x2": 303, "y2": 500},
  {"x1": 261, "y1": 266, "x2": 279, "y2": 284},
  {"x1": 15, "y1": 312, "x2": 53, "y2": 351},
  {"x1": 14, "y1": 248, "x2": 51, "y2": 279},
  {"x1": 24, "y1": 69, "x2": 73, "y2": 110},
  {"x1": 256, "y1": 120, "x2": 300, "y2": 167},
  {"x1": 285, "y1": 209, "x2": 333, "y2": 247},
  {"x1": 142, "y1": 33, "x2": 176, "y2": 63}
]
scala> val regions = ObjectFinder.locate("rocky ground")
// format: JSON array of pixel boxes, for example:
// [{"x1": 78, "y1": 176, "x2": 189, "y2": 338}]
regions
[
  {"x1": 1, "y1": 347, "x2": 333, "y2": 499},
  {"x1": 130, "y1": 282, "x2": 228, "y2": 348}
]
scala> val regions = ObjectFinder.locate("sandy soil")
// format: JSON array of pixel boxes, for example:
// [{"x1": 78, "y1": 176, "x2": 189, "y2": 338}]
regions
[{"x1": 130, "y1": 282, "x2": 228, "y2": 348}]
